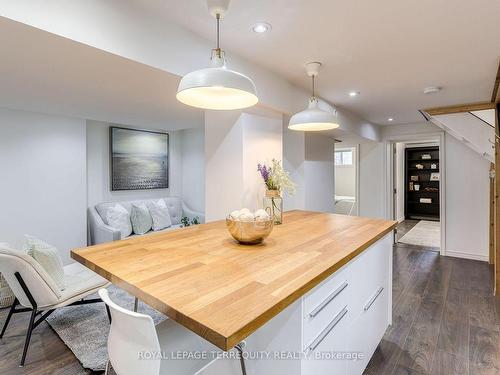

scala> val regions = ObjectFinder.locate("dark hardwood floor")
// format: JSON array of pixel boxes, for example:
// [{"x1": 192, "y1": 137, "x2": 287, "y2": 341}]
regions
[
  {"x1": 0, "y1": 221, "x2": 498, "y2": 375},
  {"x1": 365, "y1": 223, "x2": 499, "y2": 375}
]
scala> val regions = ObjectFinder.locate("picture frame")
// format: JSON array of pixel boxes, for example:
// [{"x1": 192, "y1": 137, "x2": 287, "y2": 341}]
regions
[{"x1": 110, "y1": 127, "x2": 169, "y2": 191}]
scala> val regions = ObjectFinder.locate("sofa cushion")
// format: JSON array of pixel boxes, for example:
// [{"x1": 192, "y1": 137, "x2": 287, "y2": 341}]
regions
[
  {"x1": 130, "y1": 203, "x2": 152, "y2": 235},
  {"x1": 162, "y1": 197, "x2": 182, "y2": 225},
  {"x1": 106, "y1": 204, "x2": 133, "y2": 239},
  {"x1": 95, "y1": 197, "x2": 183, "y2": 226},
  {"x1": 148, "y1": 199, "x2": 172, "y2": 231}
]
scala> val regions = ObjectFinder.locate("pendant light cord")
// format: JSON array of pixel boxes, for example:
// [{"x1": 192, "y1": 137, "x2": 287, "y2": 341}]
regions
[
  {"x1": 311, "y1": 75, "x2": 316, "y2": 100},
  {"x1": 215, "y1": 13, "x2": 221, "y2": 58}
]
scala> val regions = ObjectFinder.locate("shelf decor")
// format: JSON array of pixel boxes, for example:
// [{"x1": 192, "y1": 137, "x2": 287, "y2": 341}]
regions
[
  {"x1": 258, "y1": 159, "x2": 296, "y2": 225},
  {"x1": 405, "y1": 146, "x2": 440, "y2": 220}
]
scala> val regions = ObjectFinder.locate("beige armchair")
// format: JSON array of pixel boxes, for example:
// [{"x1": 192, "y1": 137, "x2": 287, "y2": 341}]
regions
[{"x1": 0, "y1": 245, "x2": 110, "y2": 366}]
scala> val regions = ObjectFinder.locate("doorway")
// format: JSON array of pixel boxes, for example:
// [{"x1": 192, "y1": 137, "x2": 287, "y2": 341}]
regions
[
  {"x1": 387, "y1": 136, "x2": 445, "y2": 254},
  {"x1": 334, "y1": 145, "x2": 359, "y2": 215}
]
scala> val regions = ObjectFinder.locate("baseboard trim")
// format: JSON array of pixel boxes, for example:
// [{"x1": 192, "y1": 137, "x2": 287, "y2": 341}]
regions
[{"x1": 445, "y1": 250, "x2": 489, "y2": 262}]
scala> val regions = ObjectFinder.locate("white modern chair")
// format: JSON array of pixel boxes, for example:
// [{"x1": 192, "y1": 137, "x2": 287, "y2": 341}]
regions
[
  {"x1": 0, "y1": 245, "x2": 111, "y2": 366},
  {"x1": 99, "y1": 289, "x2": 244, "y2": 375}
]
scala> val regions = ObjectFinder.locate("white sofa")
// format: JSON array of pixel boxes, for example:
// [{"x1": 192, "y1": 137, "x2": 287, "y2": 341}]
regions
[{"x1": 88, "y1": 197, "x2": 204, "y2": 245}]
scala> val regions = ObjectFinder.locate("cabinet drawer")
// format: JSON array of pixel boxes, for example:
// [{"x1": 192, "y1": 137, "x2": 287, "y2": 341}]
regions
[
  {"x1": 303, "y1": 282, "x2": 351, "y2": 346},
  {"x1": 302, "y1": 305, "x2": 350, "y2": 375},
  {"x1": 303, "y1": 263, "x2": 350, "y2": 317},
  {"x1": 346, "y1": 285, "x2": 389, "y2": 375},
  {"x1": 348, "y1": 234, "x2": 391, "y2": 317}
]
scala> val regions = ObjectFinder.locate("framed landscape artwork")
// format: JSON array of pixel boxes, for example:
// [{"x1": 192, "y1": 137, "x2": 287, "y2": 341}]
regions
[{"x1": 110, "y1": 127, "x2": 169, "y2": 190}]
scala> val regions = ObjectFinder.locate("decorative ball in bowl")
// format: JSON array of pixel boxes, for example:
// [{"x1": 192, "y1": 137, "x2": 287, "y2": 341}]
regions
[{"x1": 226, "y1": 208, "x2": 274, "y2": 245}]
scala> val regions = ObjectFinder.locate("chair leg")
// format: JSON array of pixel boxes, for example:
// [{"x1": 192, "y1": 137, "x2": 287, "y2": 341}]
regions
[
  {"x1": 134, "y1": 297, "x2": 138, "y2": 312},
  {"x1": 105, "y1": 304, "x2": 112, "y2": 323},
  {"x1": 0, "y1": 298, "x2": 18, "y2": 339},
  {"x1": 235, "y1": 343, "x2": 247, "y2": 375},
  {"x1": 105, "y1": 359, "x2": 111, "y2": 375},
  {"x1": 19, "y1": 308, "x2": 37, "y2": 367}
]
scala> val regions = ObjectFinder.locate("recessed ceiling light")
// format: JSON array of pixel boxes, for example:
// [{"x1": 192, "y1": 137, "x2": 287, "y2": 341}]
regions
[
  {"x1": 252, "y1": 22, "x2": 272, "y2": 33},
  {"x1": 349, "y1": 91, "x2": 360, "y2": 97},
  {"x1": 388, "y1": 118, "x2": 394, "y2": 122},
  {"x1": 423, "y1": 86, "x2": 441, "y2": 94}
]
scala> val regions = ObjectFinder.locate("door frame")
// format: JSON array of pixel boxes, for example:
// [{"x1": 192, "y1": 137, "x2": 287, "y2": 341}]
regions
[{"x1": 383, "y1": 131, "x2": 446, "y2": 256}]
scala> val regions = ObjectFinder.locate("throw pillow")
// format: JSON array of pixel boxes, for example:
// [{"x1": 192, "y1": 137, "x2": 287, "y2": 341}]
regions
[
  {"x1": 23, "y1": 236, "x2": 66, "y2": 291},
  {"x1": 148, "y1": 199, "x2": 172, "y2": 231},
  {"x1": 131, "y1": 203, "x2": 153, "y2": 235},
  {"x1": 106, "y1": 204, "x2": 133, "y2": 239}
]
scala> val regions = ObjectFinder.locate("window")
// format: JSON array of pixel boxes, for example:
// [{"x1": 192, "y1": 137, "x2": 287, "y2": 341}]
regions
[{"x1": 335, "y1": 150, "x2": 353, "y2": 166}]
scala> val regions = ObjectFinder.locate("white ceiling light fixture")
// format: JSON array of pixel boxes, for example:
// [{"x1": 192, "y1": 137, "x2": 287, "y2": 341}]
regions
[
  {"x1": 349, "y1": 91, "x2": 360, "y2": 97},
  {"x1": 288, "y1": 62, "x2": 340, "y2": 131},
  {"x1": 252, "y1": 22, "x2": 272, "y2": 33},
  {"x1": 423, "y1": 86, "x2": 441, "y2": 95},
  {"x1": 176, "y1": 0, "x2": 258, "y2": 110},
  {"x1": 388, "y1": 117, "x2": 394, "y2": 122}
]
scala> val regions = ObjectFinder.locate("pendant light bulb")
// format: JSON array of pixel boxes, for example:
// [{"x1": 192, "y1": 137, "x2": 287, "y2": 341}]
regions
[
  {"x1": 177, "y1": 0, "x2": 258, "y2": 110},
  {"x1": 288, "y1": 62, "x2": 339, "y2": 131}
]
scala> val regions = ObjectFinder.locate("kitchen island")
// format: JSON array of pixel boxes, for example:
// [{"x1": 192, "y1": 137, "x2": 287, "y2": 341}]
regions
[{"x1": 72, "y1": 210, "x2": 397, "y2": 374}]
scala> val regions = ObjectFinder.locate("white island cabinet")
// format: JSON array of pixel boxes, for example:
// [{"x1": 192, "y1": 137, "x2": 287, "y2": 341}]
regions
[{"x1": 197, "y1": 232, "x2": 393, "y2": 375}]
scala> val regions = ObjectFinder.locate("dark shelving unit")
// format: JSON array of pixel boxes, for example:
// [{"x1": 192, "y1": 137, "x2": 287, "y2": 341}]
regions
[{"x1": 405, "y1": 146, "x2": 440, "y2": 221}]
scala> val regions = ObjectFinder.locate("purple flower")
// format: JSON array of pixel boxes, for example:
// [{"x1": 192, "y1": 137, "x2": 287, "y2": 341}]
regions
[{"x1": 257, "y1": 163, "x2": 270, "y2": 182}]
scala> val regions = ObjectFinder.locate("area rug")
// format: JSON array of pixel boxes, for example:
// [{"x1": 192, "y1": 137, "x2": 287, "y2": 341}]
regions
[
  {"x1": 398, "y1": 220, "x2": 440, "y2": 248},
  {"x1": 46, "y1": 285, "x2": 166, "y2": 371}
]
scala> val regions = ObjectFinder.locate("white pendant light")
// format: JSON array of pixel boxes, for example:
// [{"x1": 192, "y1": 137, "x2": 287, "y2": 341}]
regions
[
  {"x1": 288, "y1": 62, "x2": 339, "y2": 131},
  {"x1": 177, "y1": 0, "x2": 258, "y2": 110}
]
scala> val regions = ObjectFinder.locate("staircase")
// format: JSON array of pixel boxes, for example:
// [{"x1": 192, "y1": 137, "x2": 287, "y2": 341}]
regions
[{"x1": 427, "y1": 108, "x2": 495, "y2": 163}]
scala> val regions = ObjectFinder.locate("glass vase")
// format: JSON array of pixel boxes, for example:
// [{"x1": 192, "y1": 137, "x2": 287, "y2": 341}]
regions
[{"x1": 264, "y1": 190, "x2": 283, "y2": 225}]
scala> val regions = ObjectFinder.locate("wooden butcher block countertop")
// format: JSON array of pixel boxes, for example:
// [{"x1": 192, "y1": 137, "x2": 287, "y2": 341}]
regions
[{"x1": 72, "y1": 210, "x2": 397, "y2": 351}]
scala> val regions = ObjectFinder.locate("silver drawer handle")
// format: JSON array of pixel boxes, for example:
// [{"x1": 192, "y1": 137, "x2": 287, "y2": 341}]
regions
[
  {"x1": 308, "y1": 306, "x2": 348, "y2": 351},
  {"x1": 364, "y1": 287, "x2": 384, "y2": 311},
  {"x1": 309, "y1": 281, "x2": 348, "y2": 318}
]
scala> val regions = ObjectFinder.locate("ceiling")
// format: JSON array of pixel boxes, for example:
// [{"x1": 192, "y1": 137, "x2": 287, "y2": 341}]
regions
[
  {"x1": 0, "y1": 17, "x2": 203, "y2": 130},
  {"x1": 141, "y1": 0, "x2": 500, "y2": 125}
]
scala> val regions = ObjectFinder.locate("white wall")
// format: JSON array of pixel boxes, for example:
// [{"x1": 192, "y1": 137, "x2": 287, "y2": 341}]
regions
[
  {"x1": 180, "y1": 128, "x2": 205, "y2": 213},
  {"x1": 304, "y1": 133, "x2": 335, "y2": 213},
  {"x1": 0, "y1": 108, "x2": 87, "y2": 264},
  {"x1": 86, "y1": 121, "x2": 182, "y2": 206},
  {"x1": 205, "y1": 111, "x2": 244, "y2": 222},
  {"x1": 283, "y1": 126, "x2": 336, "y2": 214},
  {"x1": 358, "y1": 141, "x2": 385, "y2": 218},
  {"x1": 241, "y1": 113, "x2": 283, "y2": 210},
  {"x1": 205, "y1": 111, "x2": 282, "y2": 221},
  {"x1": 445, "y1": 134, "x2": 490, "y2": 260},
  {"x1": 87, "y1": 121, "x2": 205, "y2": 213},
  {"x1": 283, "y1": 119, "x2": 306, "y2": 211}
]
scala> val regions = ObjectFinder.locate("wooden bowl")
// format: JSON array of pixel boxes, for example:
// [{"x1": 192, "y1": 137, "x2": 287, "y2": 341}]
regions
[{"x1": 226, "y1": 217, "x2": 274, "y2": 244}]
